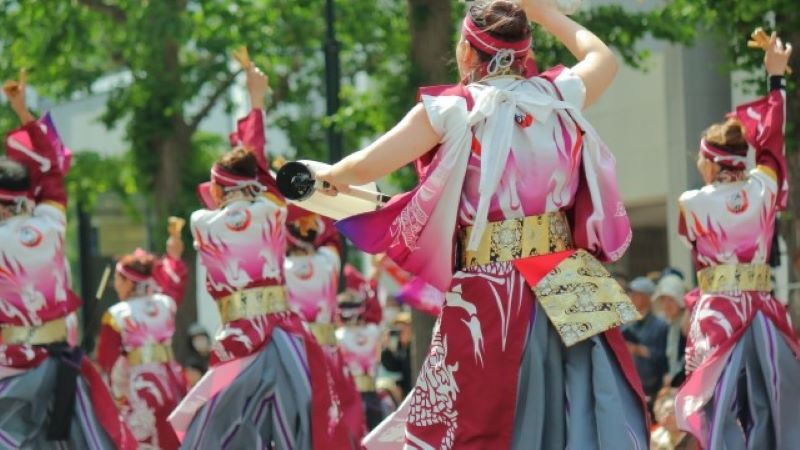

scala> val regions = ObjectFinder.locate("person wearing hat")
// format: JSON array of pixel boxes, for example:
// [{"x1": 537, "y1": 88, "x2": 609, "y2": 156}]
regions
[
  {"x1": 654, "y1": 274, "x2": 688, "y2": 388},
  {"x1": 623, "y1": 276, "x2": 669, "y2": 410}
]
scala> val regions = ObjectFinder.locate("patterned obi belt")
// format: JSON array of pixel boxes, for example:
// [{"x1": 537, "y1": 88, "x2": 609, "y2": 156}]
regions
[
  {"x1": 459, "y1": 212, "x2": 638, "y2": 347},
  {"x1": 127, "y1": 342, "x2": 175, "y2": 367},
  {"x1": 698, "y1": 263, "x2": 772, "y2": 295},
  {"x1": 459, "y1": 211, "x2": 574, "y2": 269},
  {"x1": 218, "y1": 286, "x2": 289, "y2": 324},
  {"x1": 354, "y1": 374, "x2": 376, "y2": 392},
  {"x1": 1, "y1": 317, "x2": 68, "y2": 345},
  {"x1": 308, "y1": 323, "x2": 337, "y2": 347}
]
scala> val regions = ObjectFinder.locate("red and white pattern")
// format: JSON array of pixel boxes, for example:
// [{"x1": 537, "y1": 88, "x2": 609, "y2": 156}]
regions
[
  {"x1": 96, "y1": 294, "x2": 185, "y2": 449},
  {"x1": 676, "y1": 89, "x2": 800, "y2": 447}
]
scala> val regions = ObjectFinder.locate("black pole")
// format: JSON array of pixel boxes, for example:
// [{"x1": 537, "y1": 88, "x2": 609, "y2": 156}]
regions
[
  {"x1": 324, "y1": 0, "x2": 342, "y2": 164},
  {"x1": 324, "y1": 0, "x2": 349, "y2": 285},
  {"x1": 77, "y1": 199, "x2": 94, "y2": 350}
]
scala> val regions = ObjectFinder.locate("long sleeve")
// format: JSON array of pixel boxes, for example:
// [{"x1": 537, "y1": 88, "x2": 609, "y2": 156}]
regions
[
  {"x1": 96, "y1": 313, "x2": 123, "y2": 376},
  {"x1": 229, "y1": 108, "x2": 274, "y2": 184},
  {"x1": 735, "y1": 81, "x2": 787, "y2": 208},
  {"x1": 5, "y1": 119, "x2": 67, "y2": 207},
  {"x1": 153, "y1": 255, "x2": 189, "y2": 306},
  {"x1": 316, "y1": 216, "x2": 343, "y2": 256}
]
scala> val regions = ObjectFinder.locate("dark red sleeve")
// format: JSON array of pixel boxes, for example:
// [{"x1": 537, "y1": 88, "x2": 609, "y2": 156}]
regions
[
  {"x1": 6, "y1": 120, "x2": 67, "y2": 206},
  {"x1": 363, "y1": 279, "x2": 383, "y2": 325},
  {"x1": 229, "y1": 108, "x2": 283, "y2": 198},
  {"x1": 96, "y1": 318, "x2": 122, "y2": 375},
  {"x1": 734, "y1": 89, "x2": 787, "y2": 206},
  {"x1": 153, "y1": 256, "x2": 188, "y2": 305},
  {"x1": 230, "y1": 109, "x2": 268, "y2": 174},
  {"x1": 316, "y1": 216, "x2": 342, "y2": 255}
]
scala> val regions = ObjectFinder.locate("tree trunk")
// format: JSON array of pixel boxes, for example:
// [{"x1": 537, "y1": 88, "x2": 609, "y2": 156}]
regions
[
  {"x1": 153, "y1": 118, "x2": 191, "y2": 222},
  {"x1": 406, "y1": 0, "x2": 455, "y2": 379}
]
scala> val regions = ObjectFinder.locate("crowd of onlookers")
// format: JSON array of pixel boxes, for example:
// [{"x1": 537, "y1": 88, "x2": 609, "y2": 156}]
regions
[{"x1": 618, "y1": 269, "x2": 699, "y2": 450}]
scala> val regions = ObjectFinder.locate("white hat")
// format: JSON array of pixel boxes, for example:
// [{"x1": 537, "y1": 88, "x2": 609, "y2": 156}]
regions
[
  {"x1": 654, "y1": 274, "x2": 686, "y2": 307},
  {"x1": 628, "y1": 276, "x2": 656, "y2": 296}
]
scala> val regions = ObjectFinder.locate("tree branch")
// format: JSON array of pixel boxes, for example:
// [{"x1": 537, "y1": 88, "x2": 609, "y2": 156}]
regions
[
  {"x1": 76, "y1": 0, "x2": 127, "y2": 23},
  {"x1": 188, "y1": 70, "x2": 241, "y2": 132}
]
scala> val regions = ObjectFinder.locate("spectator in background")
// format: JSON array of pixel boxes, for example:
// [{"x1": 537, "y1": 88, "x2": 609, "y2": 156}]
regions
[
  {"x1": 380, "y1": 311, "x2": 412, "y2": 397},
  {"x1": 654, "y1": 274, "x2": 688, "y2": 388},
  {"x1": 661, "y1": 266, "x2": 685, "y2": 281},
  {"x1": 184, "y1": 323, "x2": 211, "y2": 387},
  {"x1": 650, "y1": 388, "x2": 699, "y2": 450},
  {"x1": 623, "y1": 276, "x2": 668, "y2": 410}
]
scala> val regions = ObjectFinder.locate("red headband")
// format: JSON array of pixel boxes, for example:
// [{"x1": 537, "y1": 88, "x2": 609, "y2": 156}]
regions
[
  {"x1": 210, "y1": 165, "x2": 262, "y2": 191},
  {"x1": 115, "y1": 262, "x2": 150, "y2": 284},
  {"x1": 0, "y1": 188, "x2": 31, "y2": 203},
  {"x1": 699, "y1": 139, "x2": 748, "y2": 170},
  {"x1": 116, "y1": 248, "x2": 154, "y2": 284},
  {"x1": 461, "y1": 15, "x2": 531, "y2": 58}
]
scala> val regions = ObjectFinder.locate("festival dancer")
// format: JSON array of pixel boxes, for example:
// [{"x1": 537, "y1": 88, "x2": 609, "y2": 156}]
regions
[
  {"x1": 284, "y1": 205, "x2": 364, "y2": 445},
  {"x1": 96, "y1": 226, "x2": 189, "y2": 450},
  {"x1": 337, "y1": 265, "x2": 386, "y2": 431},
  {"x1": 0, "y1": 73, "x2": 135, "y2": 448},
  {"x1": 318, "y1": 1, "x2": 648, "y2": 447},
  {"x1": 169, "y1": 63, "x2": 347, "y2": 449},
  {"x1": 675, "y1": 33, "x2": 800, "y2": 449}
]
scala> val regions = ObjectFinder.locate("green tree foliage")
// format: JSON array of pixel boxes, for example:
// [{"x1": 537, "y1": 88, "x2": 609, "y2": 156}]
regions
[
  {"x1": 0, "y1": 0, "x2": 793, "y2": 245},
  {"x1": 0, "y1": 0, "x2": 410, "y2": 245}
]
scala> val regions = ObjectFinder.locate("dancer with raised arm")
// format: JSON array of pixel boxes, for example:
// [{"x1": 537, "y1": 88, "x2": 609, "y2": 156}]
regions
[
  {"x1": 675, "y1": 33, "x2": 800, "y2": 450},
  {"x1": 170, "y1": 62, "x2": 346, "y2": 449},
  {"x1": 0, "y1": 72, "x2": 135, "y2": 449},
  {"x1": 96, "y1": 230, "x2": 189, "y2": 450},
  {"x1": 317, "y1": 1, "x2": 647, "y2": 447}
]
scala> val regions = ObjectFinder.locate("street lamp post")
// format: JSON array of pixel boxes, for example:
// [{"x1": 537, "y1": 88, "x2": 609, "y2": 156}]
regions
[
  {"x1": 324, "y1": 0, "x2": 342, "y2": 164},
  {"x1": 324, "y1": 0, "x2": 348, "y2": 287}
]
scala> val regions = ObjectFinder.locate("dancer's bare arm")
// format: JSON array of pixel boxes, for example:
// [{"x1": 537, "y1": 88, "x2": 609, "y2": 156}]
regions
[
  {"x1": 522, "y1": 0, "x2": 618, "y2": 108},
  {"x1": 315, "y1": 104, "x2": 440, "y2": 193}
]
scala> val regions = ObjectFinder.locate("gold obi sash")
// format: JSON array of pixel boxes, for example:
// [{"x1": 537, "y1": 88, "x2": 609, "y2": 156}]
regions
[
  {"x1": 127, "y1": 343, "x2": 175, "y2": 367},
  {"x1": 698, "y1": 263, "x2": 772, "y2": 295},
  {"x1": 459, "y1": 212, "x2": 574, "y2": 269},
  {"x1": 218, "y1": 286, "x2": 288, "y2": 323},
  {"x1": 458, "y1": 213, "x2": 638, "y2": 347},
  {"x1": 354, "y1": 374, "x2": 376, "y2": 392},
  {"x1": 308, "y1": 323, "x2": 337, "y2": 347},
  {"x1": 1, "y1": 317, "x2": 68, "y2": 345}
]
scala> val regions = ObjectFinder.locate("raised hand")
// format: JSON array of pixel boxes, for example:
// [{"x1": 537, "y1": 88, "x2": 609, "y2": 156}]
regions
[
  {"x1": 3, "y1": 69, "x2": 33, "y2": 123},
  {"x1": 246, "y1": 66, "x2": 269, "y2": 108},
  {"x1": 764, "y1": 31, "x2": 793, "y2": 76},
  {"x1": 166, "y1": 217, "x2": 185, "y2": 259}
]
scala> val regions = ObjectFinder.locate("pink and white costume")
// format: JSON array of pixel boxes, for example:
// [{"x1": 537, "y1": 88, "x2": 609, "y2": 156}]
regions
[
  {"x1": 341, "y1": 62, "x2": 647, "y2": 448},
  {"x1": 97, "y1": 253, "x2": 189, "y2": 450},
  {"x1": 0, "y1": 117, "x2": 135, "y2": 449},
  {"x1": 676, "y1": 82, "x2": 800, "y2": 449},
  {"x1": 170, "y1": 109, "x2": 347, "y2": 450}
]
